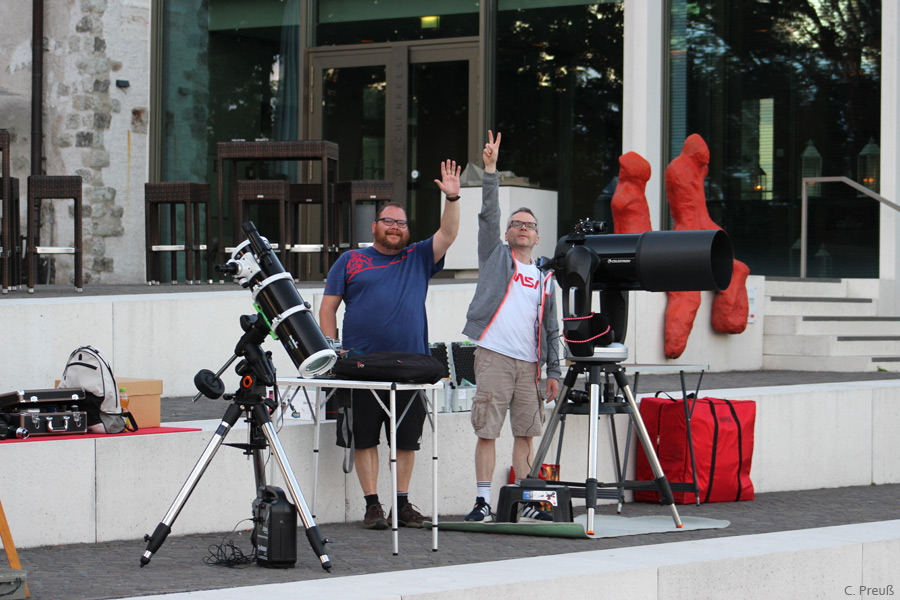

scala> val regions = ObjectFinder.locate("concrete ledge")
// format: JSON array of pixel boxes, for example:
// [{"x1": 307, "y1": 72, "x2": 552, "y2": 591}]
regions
[
  {"x1": 132, "y1": 520, "x2": 900, "y2": 600},
  {"x1": 0, "y1": 278, "x2": 765, "y2": 397},
  {"x1": 3, "y1": 378, "x2": 899, "y2": 548}
]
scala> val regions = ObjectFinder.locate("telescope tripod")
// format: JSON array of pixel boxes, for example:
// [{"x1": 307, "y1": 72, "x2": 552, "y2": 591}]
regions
[
  {"x1": 140, "y1": 315, "x2": 331, "y2": 571},
  {"x1": 529, "y1": 349, "x2": 683, "y2": 535}
]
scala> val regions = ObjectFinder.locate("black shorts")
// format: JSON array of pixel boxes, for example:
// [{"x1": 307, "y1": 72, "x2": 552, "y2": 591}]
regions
[{"x1": 335, "y1": 388, "x2": 426, "y2": 451}]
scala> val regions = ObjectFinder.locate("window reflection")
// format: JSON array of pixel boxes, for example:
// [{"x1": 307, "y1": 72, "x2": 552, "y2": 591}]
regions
[
  {"x1": 669, "y1": 0, "x2": 881, "y2": 277},
  {"x1": 496, "y1": 2, "x2": 624, "y2": 237}
]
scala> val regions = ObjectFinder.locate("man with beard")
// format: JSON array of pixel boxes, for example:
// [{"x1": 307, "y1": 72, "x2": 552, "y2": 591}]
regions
[
  {"x1": 319, "y1": 159, "x2": 461, "y2": 529},
  {"x1": 462, "y1": 131, "x2": 561, "y2": 523}
]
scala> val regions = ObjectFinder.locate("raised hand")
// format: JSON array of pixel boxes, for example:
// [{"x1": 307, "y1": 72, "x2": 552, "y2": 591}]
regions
[
  {"x1": 434, "y1": 159, "x2": 461, "y2": 199},
  {"x1": 483, "y1": 130, "x2": 502, "y2": 172}
]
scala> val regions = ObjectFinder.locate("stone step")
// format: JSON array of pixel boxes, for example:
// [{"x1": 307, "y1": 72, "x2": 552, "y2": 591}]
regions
[
  {"x1": 764, "y1": 277, "x2": 880, "y2": 300},
  {"x1": 762, "y1": 353, "x2": 900, "y2": 372},
  {"x1": 764, "y1": 296, "x2": 877, "y2": 317},
  {"x1": 764, "y1": 315, "x2": 900, "y2": 336},
  {"x1": 764, "y1": 334, "x2": 900, "y2": 356}
]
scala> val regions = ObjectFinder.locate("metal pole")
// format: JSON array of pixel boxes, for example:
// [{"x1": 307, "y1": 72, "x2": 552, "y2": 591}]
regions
[{"x1": 800, "y1": 179, "x2": 808, "y2": 278}]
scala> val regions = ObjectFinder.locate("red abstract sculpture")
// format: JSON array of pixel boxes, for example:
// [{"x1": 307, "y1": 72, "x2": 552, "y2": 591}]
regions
[
  {"x1": 664, "y1": 134, "x2": 749, "y2": 357},
  {"x1": 611, "y1": 152, "x2": 653, "y2": 234}
]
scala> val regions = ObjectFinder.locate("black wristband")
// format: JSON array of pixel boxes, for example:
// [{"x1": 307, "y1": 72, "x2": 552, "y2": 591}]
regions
[{"x1": 446, "y1": 195, "x2": 460, "y2": 202}]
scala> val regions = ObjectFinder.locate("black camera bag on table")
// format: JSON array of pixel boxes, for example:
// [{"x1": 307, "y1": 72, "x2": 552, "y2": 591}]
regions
[
  {"x1": 332, "y1": 351, "x2": 448, "y2": 384},
  {"x1": 331, "y1": 351, "x2": 449, "y2": 472}
]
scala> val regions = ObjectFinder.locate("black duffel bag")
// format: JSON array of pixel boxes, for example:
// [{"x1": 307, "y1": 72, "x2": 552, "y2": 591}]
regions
[{"x1": 332, "y1": 351, "x2": 448, "y2": 384}]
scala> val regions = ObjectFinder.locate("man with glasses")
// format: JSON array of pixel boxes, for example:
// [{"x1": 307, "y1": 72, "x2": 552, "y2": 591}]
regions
[
  {"x1": 319, "y1": 160, "x2": 461, "y2": 529},
  {"x1": 462, "y1": 131, "x2": 561, "y2": 523}
]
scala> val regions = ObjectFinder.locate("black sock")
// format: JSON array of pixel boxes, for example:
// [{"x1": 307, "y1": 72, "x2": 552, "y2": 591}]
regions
[
  {"x1": 396, "y1": 492, "x2": 409, "y2": 509},
  {"x1": 365, "y1": 494, "x2": 380, "y2": 507}
]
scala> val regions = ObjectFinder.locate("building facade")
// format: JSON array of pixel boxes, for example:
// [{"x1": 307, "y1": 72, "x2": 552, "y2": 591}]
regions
[{"x1": 2, "y1": 0, "x2": 897, "y2": 306}]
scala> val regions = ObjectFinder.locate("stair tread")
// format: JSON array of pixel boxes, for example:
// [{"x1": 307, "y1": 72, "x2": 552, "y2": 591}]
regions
[{"x1": 768, "y1": 296, "x2": 872, "y2": 303}]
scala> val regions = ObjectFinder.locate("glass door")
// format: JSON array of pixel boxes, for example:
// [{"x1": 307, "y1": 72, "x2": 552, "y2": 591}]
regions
[{"x1": 310, "y1": 41, "x2": 478, "y2": 244}]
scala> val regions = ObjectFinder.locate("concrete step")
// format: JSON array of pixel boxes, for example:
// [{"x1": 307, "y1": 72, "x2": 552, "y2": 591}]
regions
[
  {"x1": 765, "y1": 277, "x2": 880, "y2": 300},
  {"x1": 762, "y1": 353, "x2": 900, "y2": 372},
  {"x1": 764, "y1": 334, "x2": 900, "y2": 356},
  {"x1": 764, "y1": 315, "x2": 900, "y2": 336},
  {"x1": 764, "y1": 295, "x2": 877, "y2": 317}
]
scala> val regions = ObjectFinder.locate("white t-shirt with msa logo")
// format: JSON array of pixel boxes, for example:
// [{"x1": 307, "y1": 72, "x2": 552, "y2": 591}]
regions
[{"x1": 474, "y1": 260, "x2": 541, "y2": 362}]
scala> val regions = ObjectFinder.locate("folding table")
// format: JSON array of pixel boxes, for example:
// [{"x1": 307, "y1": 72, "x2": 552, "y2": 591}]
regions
[{"x1": 275, "y1": 377, "x2": 444, "y2": 555}]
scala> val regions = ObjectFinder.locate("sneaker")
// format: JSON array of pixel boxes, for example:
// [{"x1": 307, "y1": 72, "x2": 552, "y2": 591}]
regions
[
  {"x1": 364, "y1": 503, "x2": 389, "y2": 530},
  {"x1": 465, "y1": 497, "x2": 493, "y2": 523},
  {"x1": 518, "y1": 503, "x2": 553, "y2": 523},
  {"x1": 393, "y1": 503, "x2": 427, "y2": 528}
]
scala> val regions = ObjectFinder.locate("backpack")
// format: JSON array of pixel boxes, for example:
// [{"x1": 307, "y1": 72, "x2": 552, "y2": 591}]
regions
[{"x1": 59, "y1": 345, "x2": 137, "y2": 434}]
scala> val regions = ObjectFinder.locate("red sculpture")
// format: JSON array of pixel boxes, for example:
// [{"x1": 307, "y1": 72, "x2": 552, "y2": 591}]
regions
[
  {"x1": 664, "y1": 134, "x2": 749, "y2": 357},
  {"x1": 611, "y1": 152, "x2": 652, "y2": 234}
]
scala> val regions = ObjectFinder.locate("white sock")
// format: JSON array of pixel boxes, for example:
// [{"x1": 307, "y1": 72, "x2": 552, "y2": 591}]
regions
[{"x1": 476, "y1": 481, "x2": 491, "y2": 505}]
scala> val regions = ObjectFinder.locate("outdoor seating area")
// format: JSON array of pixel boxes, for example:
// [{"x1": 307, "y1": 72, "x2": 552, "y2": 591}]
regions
[
  {"x1": 0, "y1": 134, "x2": 395, "y2": 291},
  {"x1": 152, "y1": 139, "x2": 394, "y2": 285}
]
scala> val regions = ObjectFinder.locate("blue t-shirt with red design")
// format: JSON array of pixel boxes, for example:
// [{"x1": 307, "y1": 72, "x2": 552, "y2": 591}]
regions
[{"x1": 324, "y1": 238, "x2": 444, "y2": 355}]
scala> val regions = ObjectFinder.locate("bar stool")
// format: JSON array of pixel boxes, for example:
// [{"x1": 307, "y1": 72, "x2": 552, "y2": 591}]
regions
[
  {"x1": 335, "y1": 180, "x2": 394, "y2": 250},
  {"x1": 286, "y1": 182, "x2": 330, "y2": 277},
  {"x1": 0, "y1": 177, "x2": 21, "y2": 293},
  {"x1": 234, "y1": 180, "x2": 290, "y2": 263},
  {"x1": 144, "y1": 182, "x2": 210, "y2": 284},
  {"x1": 1, "y1": 129, "x2": 20, "y2": 293},
  {"x1": 26, "y1": 175, "x2": 83, "y2": 293}
]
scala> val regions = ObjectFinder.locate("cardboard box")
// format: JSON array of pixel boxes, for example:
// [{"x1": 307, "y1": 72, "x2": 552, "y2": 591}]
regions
[{"x1": 117, "y1": 378, "x2": 163, "y2": 428}]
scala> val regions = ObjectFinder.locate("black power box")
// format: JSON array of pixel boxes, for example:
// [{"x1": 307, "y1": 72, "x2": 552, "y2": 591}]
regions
[{"x1": 251, "y1": 486, "x2": 297, "y2": 568}]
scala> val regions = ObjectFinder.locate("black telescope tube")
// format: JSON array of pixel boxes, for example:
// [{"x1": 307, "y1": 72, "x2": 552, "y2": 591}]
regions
[
  {"x1": 636, "y1": 229, "x2": 733, "y2": 292},
  {"x1": 561, "y1": 229, "x2": 734, "y2": 292},
  {"x1": 240, "y1": 221, "x2": 337, "y2": 377}
]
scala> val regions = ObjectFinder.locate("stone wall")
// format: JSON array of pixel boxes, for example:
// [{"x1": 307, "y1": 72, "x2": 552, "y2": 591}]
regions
[{"x1": 0, "y1": 0, "x2": 151, "y2": 285}]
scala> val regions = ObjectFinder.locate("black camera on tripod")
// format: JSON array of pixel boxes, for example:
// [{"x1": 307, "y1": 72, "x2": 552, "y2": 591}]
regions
[{"x1": 546, "y1": 220, "x2": 734, "y2": 357}]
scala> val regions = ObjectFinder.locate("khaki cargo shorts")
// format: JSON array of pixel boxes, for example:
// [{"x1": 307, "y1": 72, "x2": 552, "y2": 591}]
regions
[{"x1": 470, "y1": 346, "x2": 544, "y2": 439}]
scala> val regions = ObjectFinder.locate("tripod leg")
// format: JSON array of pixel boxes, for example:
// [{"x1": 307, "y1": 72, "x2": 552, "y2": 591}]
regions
[
  {"x1": 252, "y1": 404, "x2": 332, "y2": 572},
  {"x1": 611, "y1": 368, "x2": 683, "y2": 528},
  {"x1": 141, "y1": 403, "x2": 243, "y2": 566},
  {"x1": 529, "y1": 365, "x2": 579, "y2": 478},
  {"x1": 585, "y1": 372, "x2": 600, "y2": 535}
]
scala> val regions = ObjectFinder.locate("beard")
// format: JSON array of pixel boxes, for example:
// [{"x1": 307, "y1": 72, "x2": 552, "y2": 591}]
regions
[{"x1": 374, "y1": 227, "x2": 410, "y2": 251}]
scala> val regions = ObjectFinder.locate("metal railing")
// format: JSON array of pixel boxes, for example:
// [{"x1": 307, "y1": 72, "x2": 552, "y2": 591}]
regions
[{"x1": 800, "y1": 176, "x2": 900, "y2": 278}]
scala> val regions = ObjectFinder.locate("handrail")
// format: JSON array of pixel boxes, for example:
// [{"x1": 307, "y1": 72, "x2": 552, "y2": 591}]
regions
[{"x1": 800, "y1": 176, "x2": 900, "y2": 278}]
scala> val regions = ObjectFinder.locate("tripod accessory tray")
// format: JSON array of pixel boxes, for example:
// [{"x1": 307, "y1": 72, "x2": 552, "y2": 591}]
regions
[{"x1": 496, "y1": 481, "x2": 573, "y2": 523}]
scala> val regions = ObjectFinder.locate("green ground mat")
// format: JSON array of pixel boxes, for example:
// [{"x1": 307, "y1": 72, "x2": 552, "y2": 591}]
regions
[
  {"x1": 426, "y1": 521, "x2": 589, "y2": 538},
  {"x1": 426, "y1": 514, "x2": 729, "y2": 539}
]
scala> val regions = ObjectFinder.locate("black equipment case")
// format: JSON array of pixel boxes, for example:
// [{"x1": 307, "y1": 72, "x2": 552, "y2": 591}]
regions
[{"x1": 0, "y1": 388, "x2": 89, "y2": 436}]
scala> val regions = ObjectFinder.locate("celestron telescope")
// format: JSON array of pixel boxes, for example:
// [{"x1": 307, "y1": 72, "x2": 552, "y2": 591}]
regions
[
  {"x1": 140, "y1": 222, "x2": 338, "y2": 571},
  {"x1": 528, "y1": 220, "x2": 733, "y2": 534}
]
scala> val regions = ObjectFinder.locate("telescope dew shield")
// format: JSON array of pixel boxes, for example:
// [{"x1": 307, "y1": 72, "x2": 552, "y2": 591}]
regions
[
  {"x1": 556, "y1": 229, "x2": 733, "y2": 292},
  {"x1": 636, "y1": 230, "x2": 733, "y2": 292},
  {"x1": 242, "y1": 222, "x2": 337, "y2": 378}
]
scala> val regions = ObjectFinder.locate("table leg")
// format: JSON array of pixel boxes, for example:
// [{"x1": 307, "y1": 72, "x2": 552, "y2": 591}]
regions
[
  {"x1": 431, "y1": 387, "x2": 439, "y2": 551},
  {"x1": 390, "y1": 385, "x2": 398, "y2": 555},
  {"x1": 312, "y1": 386, "x2": 322, "y2": 518}
]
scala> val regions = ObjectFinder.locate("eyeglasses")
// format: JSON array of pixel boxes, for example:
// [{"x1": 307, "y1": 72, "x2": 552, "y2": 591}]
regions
[
  {"x1": 375, "y1": 217, "x2": 408, "y2": 229},
  {"x1": 508, "y1": 220, "x2": 538, "y2": 231}
]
